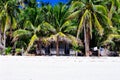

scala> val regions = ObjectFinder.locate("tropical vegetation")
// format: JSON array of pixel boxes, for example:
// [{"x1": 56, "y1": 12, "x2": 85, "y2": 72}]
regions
[{"x1": 0, "y1": 0, "x2": 120, "y2": 56}]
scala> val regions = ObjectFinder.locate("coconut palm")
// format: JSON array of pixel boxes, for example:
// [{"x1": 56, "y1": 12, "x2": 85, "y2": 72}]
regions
[
  {"x1": 0, "y1": 0, "x2": 19, "y2": 54},
  {"x1": 42, "y1": 3, "x2": 82, "y2": 56},
  {"x1": 89, "y1": 0, "x2": 120, "y2": 46},
  {"x1": 101, "y1": 0, "x2": 120, "y2": 51},
  {"x1": 13, "y1": 2, "x2": 44, "y2": 55},
  {"x1": 67, "y1": 0, "x2": 111, "y2": 56},
  {"x1": 13, "y1": 20, "x2": 41, "y2": 55}
]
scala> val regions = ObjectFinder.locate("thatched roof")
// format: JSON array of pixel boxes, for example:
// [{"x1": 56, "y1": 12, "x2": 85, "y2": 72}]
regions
[{"x1": 41, "y1": 33, "x2": 83, "y2": 46}]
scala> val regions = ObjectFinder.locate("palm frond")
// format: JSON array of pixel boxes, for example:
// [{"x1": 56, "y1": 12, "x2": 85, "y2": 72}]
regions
[
  {"x1": 42, "y1": 22, "x2": 56, "y2": 33},
  {"x1": 94, "y1": 5, "x2": 107, "y2": 16},
  {"x1": 12, "y1": 29, "x2": 31, "y2": 42},
  {"x1": 108, "y1": 0, "x2": 114, "y2": 20},
  {"x1": 111, "y1": 27, "x2": 118, "y2": 34},
  {"x1": 66, "y1": 10, "x2": 81, "y2": 20},
  {"x1": 14, "y1": 41, "x2": 27, "y2": 48},
  {"x1": 25, "y1": 34, "x2": 38, "y2": 54},
  {"x1": 93, "y1": 13, "x2": 104, "y2": 36},
  {"x1": 57, "y1": 32, "x2": 66, "y2": 37},
  {"x1": 12, "y1": 17, "x2": 17, "y2": 30},
  {"x1": 118, "y1": 30, "x2": 120, "y2": 33},
  {"x1": 67, "y1": 34, "x2": 83, "y2": 46},
  {"x1": 24, "y1": 20, "x2": 35, "y2": 30},
  {"x1": 13, "y1": 29, "x2": 31, "y2": 38},
  {"x1": 0, "y1": 10, "x2": 5, "y2": 19},
  {"x1": 5, "y1": 15, "x2": 10, "y2": 31},
  {"x1": 61, "y1": 4, "x2": 67, "y2": 13},
  {"x1": 64, "y1": 26, "x2": 77, "y2": 33},
  {"x1": 102, "y1": 40, "x2": 115, "y2": 46},
  {"x1": 77, "y1": 10, "x2": 89, "y2": 38},
  {"x1": 60, "y1": 20, "x2": 72, "y2": 31},
  {"x1": 34, "y1": 24, "x2": 41, "y2": 33},
  {"x1": 97, "y1": 11, "x2": 113, "y2": 28},
  {"x1": 69, "y1": 1, "x2": 84, "y2": 12},
  {"x1": 107, "y1": 34, "x2": 120, "y2": 40},
  {"x1": 102, "y1": 34, "x2": 120, "y2": 46},
  {"x1": 116, "y1": 0, "x2": 120, "y2": 13}
]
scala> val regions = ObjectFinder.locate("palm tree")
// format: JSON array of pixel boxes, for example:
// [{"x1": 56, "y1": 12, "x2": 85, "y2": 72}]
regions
[
  {"x1": 13, "y1": 2, "x2": 44, "y2": 55},
  {"x1": 0, "y1": 0, "x2": 18, "y2": 54},
  {"x1": 101, "y1": 0, "x2": 120, "y2": 51},
  {"x1": 42, "y1": 3, "x2": 82, "y2": 56},
  {"x1": 13, "y1": 20, "x2": 41, "y2": 55},
  {"x1": 67, "y1": 0, "x2": 111, "y2": 56}
]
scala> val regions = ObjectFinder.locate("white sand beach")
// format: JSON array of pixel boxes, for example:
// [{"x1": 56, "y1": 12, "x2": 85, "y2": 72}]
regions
[{"x1": 0, "y1": 56, "x2": 120, "y2": 80}]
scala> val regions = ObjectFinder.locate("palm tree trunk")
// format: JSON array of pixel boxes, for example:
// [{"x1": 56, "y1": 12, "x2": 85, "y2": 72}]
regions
[
  {"x1": 37, "y1": 38, "x2": 42, "y2": 55},
  {"x1": 0, "y1": 25, "x2": 3, "y2": 48},
  {"x1": 3, "y1": 30, "x2": 6, "y2": 55},
  {"x1": 84, "y1": 23, "x2": 90, "y2": 56},
  {"x1": 0, "y1": 29, "x2": 4, "y2": 50},
  {"x1": 56, "y1": 36, "x2": 59, "y2": 56},
  {"x1": 0, "y1": 29, "x2": 1, "y2": 44},
  {"x1": 10, "y1": 25, "x2": 12, "y2": 39}
]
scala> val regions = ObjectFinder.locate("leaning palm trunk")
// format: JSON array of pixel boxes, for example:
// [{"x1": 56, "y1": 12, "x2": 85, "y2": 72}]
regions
[
  {"x1": 25, "y1": 34, "x2": 38, "y2": 55},
  {"x1": 0, "y1": 26, "x2": 5, "y2": 53},
  {"x1": 0, "y1": 31, "x2": 4, "y2": 50},
  {"x1": 2, "y1": 30, "x2": 6, "y2": 55}
]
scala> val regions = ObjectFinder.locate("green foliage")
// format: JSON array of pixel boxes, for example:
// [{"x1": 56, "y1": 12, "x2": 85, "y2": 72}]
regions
[
  {"x1": 13, "y1": 29, "x2": 31, "y2": 37},
  {"x1": 25, "y1": 34, "x2": 38, "y2": 54},
  {"x1": 15, "y1": 48, "x2": 21, "y2": 53},
  {"x1": 5, "y1": 47, "x2": 12, "y2": 55},
  {"x1": 1, "y1": 0, "x2": 120, "y2": 55},
  {"x1": 72, "y1": 45, "x2": 83, "y2": 52},
  {"x1": 14, "y1": 41, "x2": 27, "y2": 48}
]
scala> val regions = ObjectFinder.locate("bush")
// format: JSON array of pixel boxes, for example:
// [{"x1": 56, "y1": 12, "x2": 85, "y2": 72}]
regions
[
  {"x1": 5, "y1": 47, "x2": 12, "y2": 55},
  {"x1": 15, "y1": 48, "x2": 21, "y2": 53}
]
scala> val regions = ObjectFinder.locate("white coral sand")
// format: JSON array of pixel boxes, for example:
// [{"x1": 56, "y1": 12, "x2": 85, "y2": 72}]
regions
[{"x1": 0, "y1": 56, "x2": 120, "y2": 80}]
